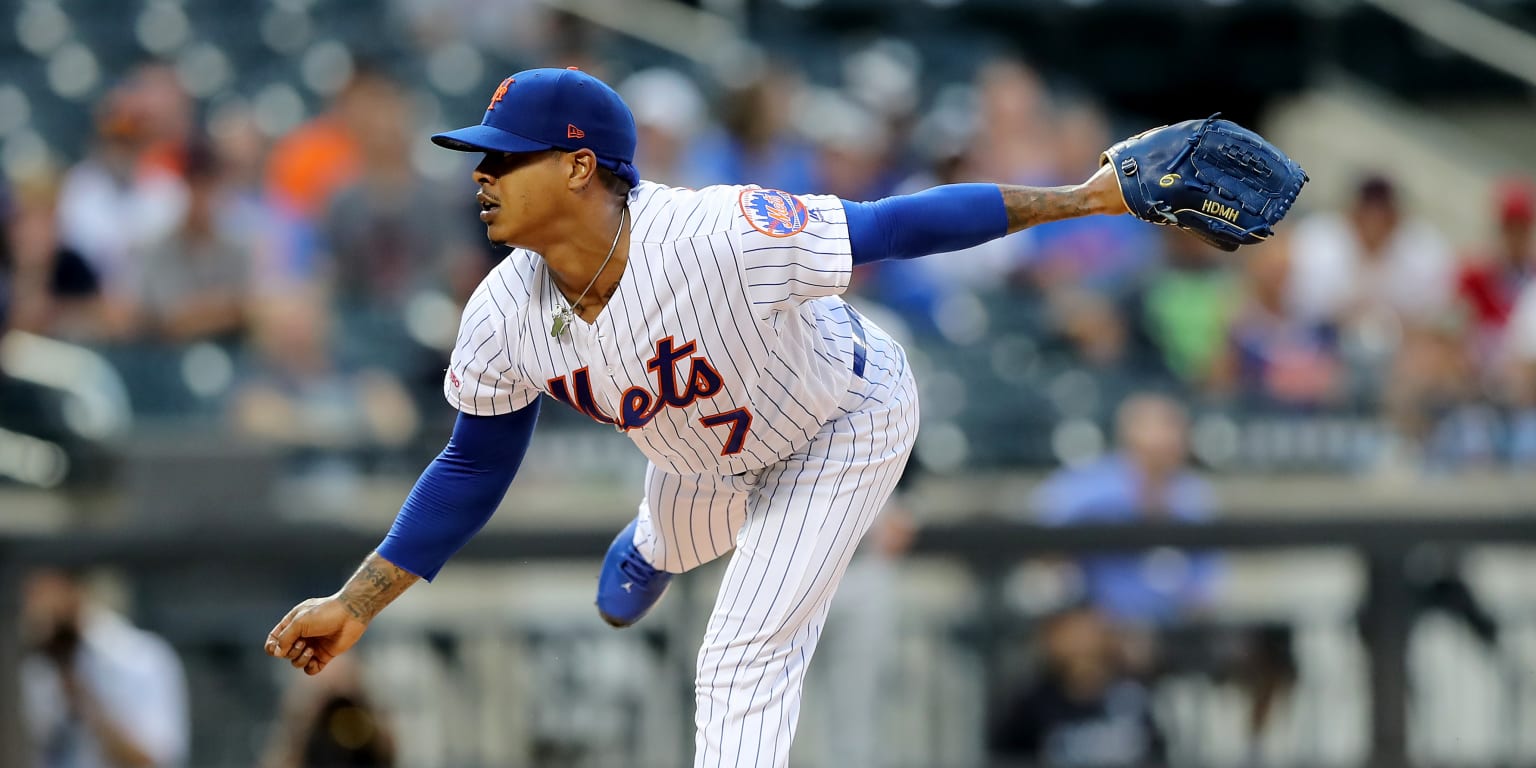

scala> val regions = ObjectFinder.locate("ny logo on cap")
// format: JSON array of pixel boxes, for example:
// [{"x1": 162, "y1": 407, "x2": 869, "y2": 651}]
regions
[{"x1": 487, "y1": 76, "x2": 514, "y2": 111}]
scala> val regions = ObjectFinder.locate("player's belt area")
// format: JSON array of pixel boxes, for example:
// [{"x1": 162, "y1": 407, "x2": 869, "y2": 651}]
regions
[{"x1": 847, "y1": 308, "x2": 868, "y2": 380}]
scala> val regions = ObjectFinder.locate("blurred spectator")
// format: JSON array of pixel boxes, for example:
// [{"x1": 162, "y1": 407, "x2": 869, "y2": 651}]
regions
[
  {"x1": 1386, "y1": 312, "x2": 1488, "y2": 469},
  {"x1": 0, "y1": 181, "x2": 79, "y2": 444},
  {"x1": 1014, "y1": 99, "x2": 1159, "y2": 297},
  {"x1": 124, "y1": 62, "x2": 195, "y2": 179},
  {"x1": 261, "y1": 656, "x2": 395, "y2": 768},
  {"x1": 1287, "y1": 175, "x2": 1454, "y2": 395},
  {"x1": 265, "y1": 68, "x2": 396, "y2": 222},
  {"x1": 1, "y1": 174, "x2": 106, "y2": 340},
  {"x1": 690, "y1": 65, "x2": 818, "y2": 192},
  {"x1": 860, "y1": 98, "x2": 1016, "y2": 327},
  {"x1": 1049, "y1": 290, "x2": 1178, "y2": 391},
  {"x1": 1477, "y1": 182, "x2": 1536, "y2": 465},
  {"x1": 1211, "y1": 238, "x2": 1345, "y2": 410},
  {"x1": 1056, "y1": 290, "x2": 1130, "y2": 368},
  {"x1": 55, "y1": 83, "x2": 188, "y2": 304},
  {"x1": 1457, "y1": 176, "x2": 1536, "y2": 371},
  {"x1": 210, "y1": 103, "x2": 314, "y2": 297},
  {"x1": 124, "y1": 144, "x2": 252, "y2": 344},
  {"x1": 989, "y1": 604, "x2": 1166, "y2": 768},
  {"x1": 618, "y1": 68, "x2": 712, "y2": 189},
  {"x1": 1290, "y1": 176, "x2": 1471, "y2": 466},
  {"x1": 1492, "y1": 276, "x2": 1536, "y2": 462},
  {"x1": 313, "y1": 71, "x2": 485, "y2": 388},
  {"x1": 1122, "y1": 232, "x2": 1239, "y2": 391},
  {"x1": 959, "y1": 58, "x2": 1057, "y2": 186},
  {"x1": 319, "y1": 73, "x2": 484, "y2": 310},
  {"x1": 20, "y1": 568, "x2": 188, "y2": 768},
  {"x1": 801, "y1": 88, "x2": 900, "y2": 202},
  {"x1": 1289, "y1": 175, "x2": 1453, "y2": 321},
  {"x1": 1032, "y1": 394, "x2": 1219, "y2": 625},
  {"x1": 231, "y1": 295, "x2": 418, "y2": 454}
]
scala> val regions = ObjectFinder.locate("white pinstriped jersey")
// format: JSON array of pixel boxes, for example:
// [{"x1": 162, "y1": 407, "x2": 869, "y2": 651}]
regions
[{"x1": 444, "y1": 181, "x2": 868, "y2": 476}]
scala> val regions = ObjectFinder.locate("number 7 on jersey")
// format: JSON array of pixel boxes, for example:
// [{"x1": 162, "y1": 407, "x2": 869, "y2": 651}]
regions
[{"x1": 699, "y1": 408, "x2": 753, "y2": 456}]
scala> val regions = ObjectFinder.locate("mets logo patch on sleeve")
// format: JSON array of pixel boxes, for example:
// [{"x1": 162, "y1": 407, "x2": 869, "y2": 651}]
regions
[{"x1": 739, "y1": 188, "x2": 809, "y2": 238}]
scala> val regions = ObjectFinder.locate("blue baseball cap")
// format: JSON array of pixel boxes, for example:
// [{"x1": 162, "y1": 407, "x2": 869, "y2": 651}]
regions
[{"x1": 432, "y1": 67, "x2": 640, "y2": 188}]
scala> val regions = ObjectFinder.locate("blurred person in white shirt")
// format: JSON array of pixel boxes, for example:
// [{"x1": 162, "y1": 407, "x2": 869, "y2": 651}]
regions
[
  {"x1": 21, "y1": 568, "x2": 188, "y2": 768},
  {"x1": 1288, "y1": 175, "x2": 1461, "y2": 466},
  {"x1": 1287, "y1": 175, "x2": 1454, "y2": 359},
  {"x1": 55, "y1": 85, "x2": 187, "y2": 317}
]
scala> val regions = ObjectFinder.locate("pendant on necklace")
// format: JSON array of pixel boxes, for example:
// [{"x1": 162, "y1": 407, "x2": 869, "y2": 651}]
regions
[{"x1": 550, "y1": 306, "x2": 573, "y2": 338}]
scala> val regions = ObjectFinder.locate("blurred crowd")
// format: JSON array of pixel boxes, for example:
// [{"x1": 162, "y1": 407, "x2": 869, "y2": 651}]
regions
[
  {"x1": 0, "y1": 61, "x2": 475, "y2": 485},
  {"x1": 3, "y1": 39, "x2": 1534, "y2": 480}
]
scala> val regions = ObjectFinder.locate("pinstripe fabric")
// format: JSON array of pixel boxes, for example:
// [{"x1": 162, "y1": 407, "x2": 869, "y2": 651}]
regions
[
  {"x1": 634, "y1": 463, "x2": 752, "y2": 575},
  {"x1": 686, "y1": 321, "x2": 918, "y2": 768},
  {"x1": 439, "y1": 180, "x2": 919, "y2": 766},
  {"x1": 441, "y1": 182, "x2": 858, "y2": 477}
]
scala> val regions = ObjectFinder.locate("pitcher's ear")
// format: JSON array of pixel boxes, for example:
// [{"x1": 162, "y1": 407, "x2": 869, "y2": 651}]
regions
[{"x1": 566, "y1": 149, "x2": 599, "y2": 191}]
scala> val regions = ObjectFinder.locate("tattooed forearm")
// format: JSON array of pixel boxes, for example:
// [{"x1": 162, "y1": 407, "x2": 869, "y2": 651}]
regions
[
  {"x1": 335, "y1": 552, "x2": 420, "y2": 622},
  {"x1": 999, "y1": 185, "x2": 1111, "y2": 234}
]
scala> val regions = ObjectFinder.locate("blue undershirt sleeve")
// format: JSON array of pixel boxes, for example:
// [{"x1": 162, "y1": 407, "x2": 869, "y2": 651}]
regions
[
  {"x1": 844, "y1": 183, "x2": 1010, "y2": 266},
  {"x1": 376, "y1": 401, "x2": 540, "y2": 580}
]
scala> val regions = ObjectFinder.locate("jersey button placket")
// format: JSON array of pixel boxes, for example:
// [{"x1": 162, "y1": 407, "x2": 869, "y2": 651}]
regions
[
  {"x1": 595, "y1": 325, "x2": 615, "y2": 378},
  {"x1": 578, "y1": 319, "x2": 623, "y2": 431},
  {"x1": 597, "y1": 324, "x2": 629, "y2": 432}
]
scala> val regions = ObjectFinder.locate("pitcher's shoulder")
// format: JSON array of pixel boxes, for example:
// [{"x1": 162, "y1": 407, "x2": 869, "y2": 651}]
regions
[
  {"x1": 471, "y1": 248, "x2": 542, "y2": 310},
  {"x1": 629, "y1": 181, "x2": 752, "y2": 241}
]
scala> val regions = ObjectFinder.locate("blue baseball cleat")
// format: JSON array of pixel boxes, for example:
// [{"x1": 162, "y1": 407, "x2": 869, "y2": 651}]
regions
[{"x1": 596, "y1": 519, "x2": 673, "y2": 628}]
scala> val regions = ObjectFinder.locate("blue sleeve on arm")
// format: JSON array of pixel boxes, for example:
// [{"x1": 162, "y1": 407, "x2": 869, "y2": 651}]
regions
[
  {"x1": 845, "y1": 183, "x2": 1010, "y2": 266},
  {"x1": 376, "y1": 401, "x2": 540, "y2": 581}
]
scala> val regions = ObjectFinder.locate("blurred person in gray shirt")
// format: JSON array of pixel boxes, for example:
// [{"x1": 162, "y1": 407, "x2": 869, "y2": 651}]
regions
[{"x1": 126, "y1": 144, "x2": 251, "y2": 344}]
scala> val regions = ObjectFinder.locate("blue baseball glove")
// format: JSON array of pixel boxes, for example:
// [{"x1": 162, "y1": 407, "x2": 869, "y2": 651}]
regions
[{"x1": 1101, "y1": 114, "x2": 1308, "y2": 252}]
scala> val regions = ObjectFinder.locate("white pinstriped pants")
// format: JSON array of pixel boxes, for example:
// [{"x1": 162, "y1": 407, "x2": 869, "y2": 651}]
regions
[{"x1": 632, "y1": 324, "x2": 919, "y2": 768}]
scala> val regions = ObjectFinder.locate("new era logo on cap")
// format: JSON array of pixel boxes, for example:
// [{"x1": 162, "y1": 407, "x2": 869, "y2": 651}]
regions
[{"x1": 567, "y1": 124, "x2": 585, "y2": 139}]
